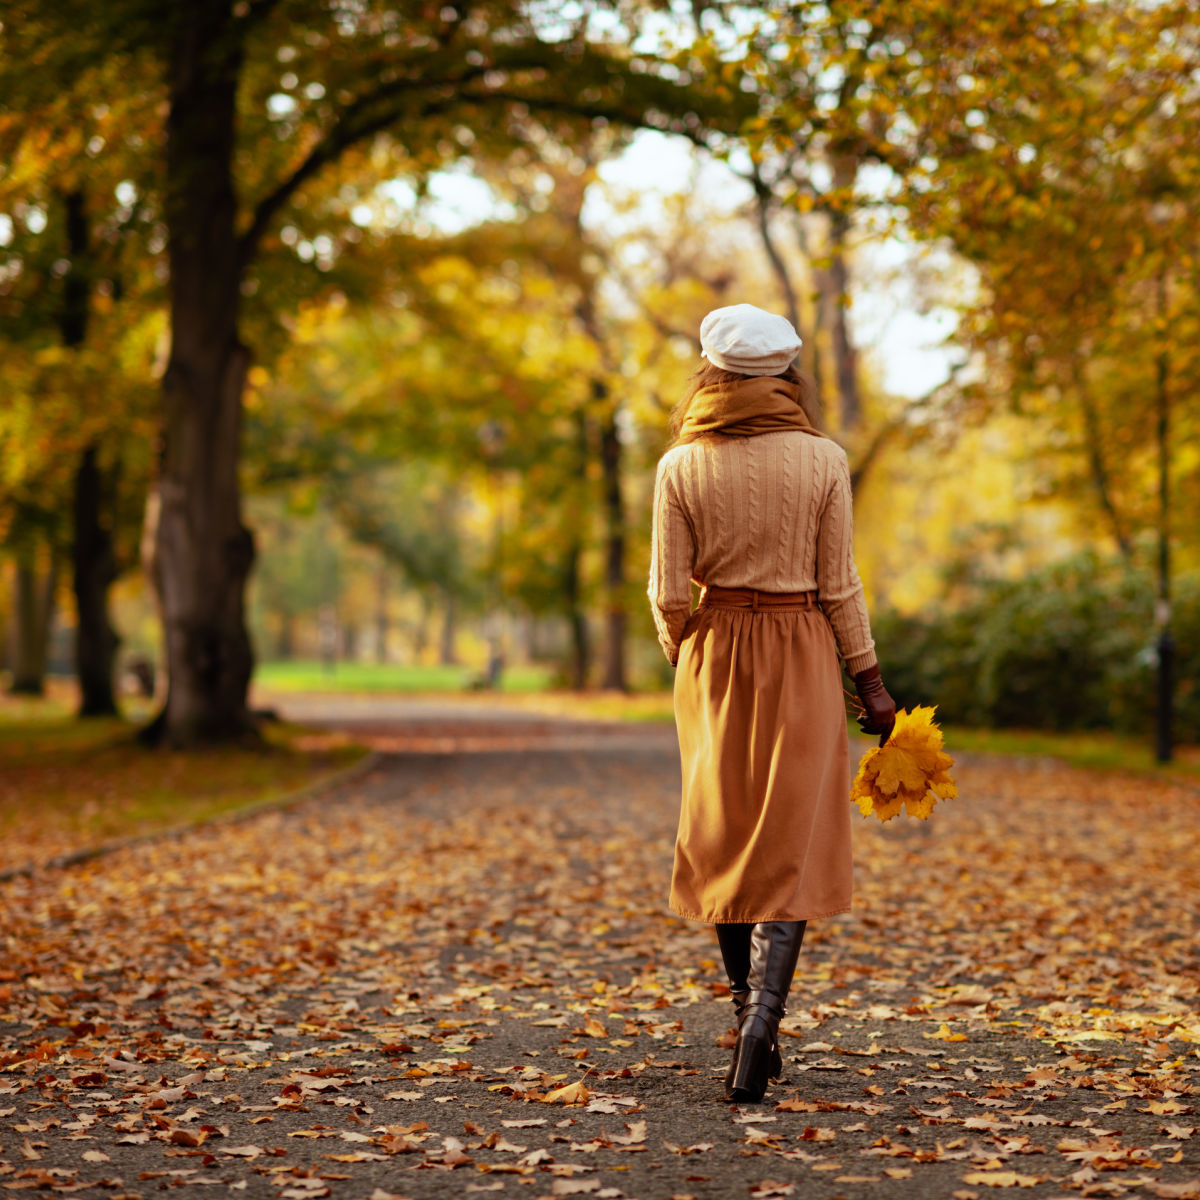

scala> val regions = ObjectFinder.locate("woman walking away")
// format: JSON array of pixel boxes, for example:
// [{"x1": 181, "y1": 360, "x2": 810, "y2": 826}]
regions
[{"x1": 647, "y1": 303, "x2": 896, "y2": 1104}]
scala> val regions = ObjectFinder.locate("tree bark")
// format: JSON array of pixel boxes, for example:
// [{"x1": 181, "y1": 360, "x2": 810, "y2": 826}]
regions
[
  {"x1": 439, "y1": 586, "x2": 458, "y2": 666},
  {"x1": 73, "y1": 446, "x2": 121, "y2": 715},
  {"x1": 791, "y1": 211, "x2": 826, "y2": 425},
  {"x1": 61, "y1": 190, "x2": 122, "y2": 717},
  {"x1": 374, "y1": 563, "x2": 388, "y2": 663},
  {"x1": 1073, "y1": 360, "x2": 1133, "y2": 560},
  {"x1": 9, "y1": 552, "x2": 58, "y2": 696},
  {"x1": 751, "y1": 173, "x2": 801, "y2": 336},
  {"x1": 597, "y1": 391, "x2": 628, "y2": 692},
  {"x1": 276, "y1": 610, "x2": 295, "y2": 660},
  {"x1": 149, "y1": 6, "x2": 256, "y2": 744},
  {"x1": 822, "y1": 155, "x2": 862, "y2": 431},
  {"x1": 564, "y1": 539, "x2": 589, "y2": 691},
  {"x1": 564, "y1": 406, "x2": 591, "y2": 692}
]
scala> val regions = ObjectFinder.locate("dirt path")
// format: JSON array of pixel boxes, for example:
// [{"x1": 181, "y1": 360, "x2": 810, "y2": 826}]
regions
[{"x1": 2, "y1": 700, "x2": 1198, "y2": 1199}]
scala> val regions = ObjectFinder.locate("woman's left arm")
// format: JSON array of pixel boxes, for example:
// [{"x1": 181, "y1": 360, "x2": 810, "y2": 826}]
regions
[
  {"x1": 815, "y1": 450, "x2": 878, "y2": 676},
  {"x1": 647, "y1": 455, "x2": 696, "y2": 666}
]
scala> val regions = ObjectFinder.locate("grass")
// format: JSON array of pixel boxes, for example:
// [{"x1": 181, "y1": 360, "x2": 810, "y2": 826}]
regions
[
  {"x1": 941, "y1": 723, "x2": 1200, "y2": 781},
  {"x1": 255, "y1": 660, "x2": 556, "y2": 693},
  {"x1": 0, "y1": 689, "x2": 368, "y2": 874}
]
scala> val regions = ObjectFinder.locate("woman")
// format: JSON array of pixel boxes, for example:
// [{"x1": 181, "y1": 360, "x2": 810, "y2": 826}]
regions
[{"x1": 647, "y1": 303, "x2": 895, "y2": 1104}]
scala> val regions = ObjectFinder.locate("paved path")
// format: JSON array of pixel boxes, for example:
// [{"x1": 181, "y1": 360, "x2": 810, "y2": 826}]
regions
[{"x1": 2, "y1": 698, "x2": 1198, "y2": 1200}]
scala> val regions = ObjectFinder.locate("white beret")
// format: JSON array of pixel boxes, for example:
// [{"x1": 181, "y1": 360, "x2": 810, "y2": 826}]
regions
[{"x1": 699, "y1": 303, "x2": 802, "y2": 375}]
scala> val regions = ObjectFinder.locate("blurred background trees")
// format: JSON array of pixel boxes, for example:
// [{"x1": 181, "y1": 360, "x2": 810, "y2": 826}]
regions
[{"x1": 1, "y1": 0, "x2": 1197, "y2": 748}]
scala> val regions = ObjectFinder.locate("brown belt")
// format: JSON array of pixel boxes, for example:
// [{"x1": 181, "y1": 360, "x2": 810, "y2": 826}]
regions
[{"x1": 699, "y1": 584, "x2": 819, "y2": 612}]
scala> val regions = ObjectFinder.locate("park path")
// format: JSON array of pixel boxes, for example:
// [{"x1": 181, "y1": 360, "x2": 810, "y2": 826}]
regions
[{"x1": 2, "y1": 696, "x2": 1199, "y2": 1200}]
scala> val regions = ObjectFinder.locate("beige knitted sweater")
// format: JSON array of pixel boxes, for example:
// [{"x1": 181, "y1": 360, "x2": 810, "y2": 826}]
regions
[{"x1": 648, "y1": 430, "x2": 878, "y2": 674}]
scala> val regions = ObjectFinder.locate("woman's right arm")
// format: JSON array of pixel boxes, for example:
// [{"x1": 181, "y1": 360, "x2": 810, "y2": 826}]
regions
[{"x1": 647, "y1": 455, "x2": 696, "y2": 666}]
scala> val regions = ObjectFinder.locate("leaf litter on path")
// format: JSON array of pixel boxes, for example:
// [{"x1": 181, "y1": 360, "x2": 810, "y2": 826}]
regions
[{"x1": 1, "y1": 723, "x2": 1199, "y2": 1198}]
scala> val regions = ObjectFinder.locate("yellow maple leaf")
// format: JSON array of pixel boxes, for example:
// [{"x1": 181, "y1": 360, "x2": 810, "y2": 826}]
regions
[
  {"x1": 541, "y1": 1079, "x2": 590, "y2": 1105},
  {"x1": 851, "y1": 707, "x2": 957, "y2": 823}
]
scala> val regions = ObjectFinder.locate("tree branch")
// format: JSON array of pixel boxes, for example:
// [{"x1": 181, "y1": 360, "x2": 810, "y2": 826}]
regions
[
  {"x1": 237, "y1": 68, "x2": 496, "y2": 267},
  {"x1": 238, "y1": 53, "x2": 728, "y2": 270}
]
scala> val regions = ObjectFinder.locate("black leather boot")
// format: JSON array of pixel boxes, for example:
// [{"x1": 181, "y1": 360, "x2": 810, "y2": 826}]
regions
[
  {"x1": 716, "y1": 924, "x2": 785, "y2": 1086},
  {"x1": 727, "y1": 920, "x2": 806, "y2": 1103}
]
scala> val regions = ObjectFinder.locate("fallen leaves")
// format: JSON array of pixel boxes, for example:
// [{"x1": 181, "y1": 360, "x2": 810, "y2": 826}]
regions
[
  {"x1": 1, "y1": 718, "x2": 1198, "y2": 1200},
  {"x1": 851, "y1": 706, "x2": 957, "y2": 821},
  {"x1": 963, "y1": 1169, "x2": 1043, "y2": 1187},
  {"x1": 542, "y1": 1080, "x2": 591, "y2": 1106}
]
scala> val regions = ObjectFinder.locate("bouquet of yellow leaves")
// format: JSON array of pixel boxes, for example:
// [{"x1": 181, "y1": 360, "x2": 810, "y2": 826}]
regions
[{"x1": 851, "y1": 706, "x2": 957, "y2": 822}]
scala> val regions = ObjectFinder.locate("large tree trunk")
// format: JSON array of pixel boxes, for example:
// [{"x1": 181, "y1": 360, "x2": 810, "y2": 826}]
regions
[
  {"x1": 9, "y1": 552, "x2": 58, "y2": 696},
  {"x1": 597, "y1": 391, "x2": 627, "y2": 692},
  {"x1": 148, "y1": 6, "x2": 256, "y2": 745}
]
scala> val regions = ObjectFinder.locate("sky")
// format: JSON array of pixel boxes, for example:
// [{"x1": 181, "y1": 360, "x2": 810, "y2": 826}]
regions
[{"x1": 397, "y1": 130, "x2": 960, "y2": 401}]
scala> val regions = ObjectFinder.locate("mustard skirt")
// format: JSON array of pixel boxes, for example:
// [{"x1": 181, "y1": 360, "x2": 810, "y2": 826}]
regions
[{"x1": 669, "y1": 586, "x2": 853, "y2": 924}]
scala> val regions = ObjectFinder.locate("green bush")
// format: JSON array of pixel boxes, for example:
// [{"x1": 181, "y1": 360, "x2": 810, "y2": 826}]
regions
[{"x1": 870, "y1": 554, "x2": 1199, "y2": 741}]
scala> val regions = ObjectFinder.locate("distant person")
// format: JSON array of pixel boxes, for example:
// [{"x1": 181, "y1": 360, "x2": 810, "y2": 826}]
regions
[{"x1": 647, "y1": 303, "x2": 895, "y2": 1104}]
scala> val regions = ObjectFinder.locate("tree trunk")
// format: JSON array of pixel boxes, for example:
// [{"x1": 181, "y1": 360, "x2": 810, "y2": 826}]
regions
[
  {"x1": 597, "y1": 387, "x2": 628, "y2": 692},
  {"x1": 524, "y1": 613, "x2": 540, "y2": 661},
  {"x1": 1073, "y1": 359, "x2": 1133, "y2": 560},
  {"x1": 564, "y1": 406, "x2": 591, "y2": 691},
  {"x1": 750, "y1": 171, "x2": 803, "y2": 346},
  {"x1": 828, "y1": 223, "x2": 862, "y2": 431},
  {"x1": 564, "y1": 540, "x2": 589, "y2": 691},
  {"x1": 411, "y1": 595, "x2": 429, "y2": 661},
  {"x1": 9, "y1": 552, "x2": 58, "y2": 696},
  {"x1": 827, "y1": 157, "x2": 862, "y2": 431},
  {"x1": 791, "y1": 212, "x2": 826, "y2": 425},
  {"x1": 374, "y1": 563, "x2": 388, "y2": 663},
  {"x1": 149, "y1": 7, "x2": 256, "y2": 745},
  {"x1": 438, "y1": 587, "x2": 458, "y2": 666},
  {"x1": 73, "y1": 446, "x2": 121, "y2": 715},
  {"x1": 62, "y1": 190, "x2": 122, "y2": 717},
  {"x1": 276, "y1": 610, "x2": 295, "y2": 660}
]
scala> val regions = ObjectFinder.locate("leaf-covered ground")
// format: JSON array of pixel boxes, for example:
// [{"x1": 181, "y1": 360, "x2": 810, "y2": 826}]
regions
[
  {"x1": 0, "y1": 716, "x2": 365, "y2": 877},
  {"x1": 2, "y1": 705, "x2": 1199, "y2": 1200}
]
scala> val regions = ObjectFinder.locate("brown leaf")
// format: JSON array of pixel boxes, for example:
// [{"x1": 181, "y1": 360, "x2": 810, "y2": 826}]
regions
[{"x1": 167, "y1": 1128, "x2": 207, "y2": 1147}]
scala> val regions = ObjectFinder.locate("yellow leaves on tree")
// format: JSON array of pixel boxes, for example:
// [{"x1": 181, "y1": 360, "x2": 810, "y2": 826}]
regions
[{"x1": 851, "y1": 706, "x2": 957, "y2": 822}]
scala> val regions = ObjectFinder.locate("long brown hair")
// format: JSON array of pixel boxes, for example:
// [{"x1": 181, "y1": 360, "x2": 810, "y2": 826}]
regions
[{"x1": 667, "y1": 362, "x2": 819, "y2": 444}]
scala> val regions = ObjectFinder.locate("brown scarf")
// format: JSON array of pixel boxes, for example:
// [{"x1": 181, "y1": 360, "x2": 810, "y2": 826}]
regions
[{"x1": 676, "y1": 375, "x2": 824, "y2": 445}]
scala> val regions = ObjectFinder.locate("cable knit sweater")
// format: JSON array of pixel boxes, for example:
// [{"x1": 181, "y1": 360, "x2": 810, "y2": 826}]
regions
[{"x1": 647, "y1": 430, "x2": 878, "y2": 674}]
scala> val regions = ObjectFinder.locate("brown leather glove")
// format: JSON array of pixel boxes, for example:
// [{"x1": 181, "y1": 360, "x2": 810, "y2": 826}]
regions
[{"x1": 853, "y1": 664, "x2": 896, "y2": 746}]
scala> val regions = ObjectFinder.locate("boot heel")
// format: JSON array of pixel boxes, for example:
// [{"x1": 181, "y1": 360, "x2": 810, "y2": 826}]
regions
[{"x1": 728, "y1": 1014, "x2": 772, "y2": 1103}]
